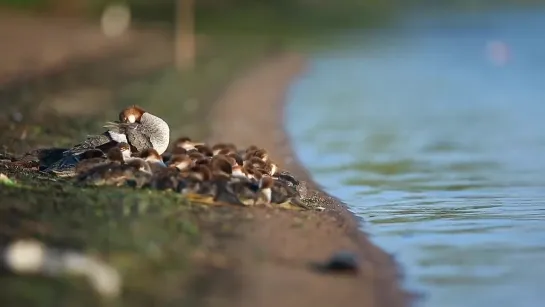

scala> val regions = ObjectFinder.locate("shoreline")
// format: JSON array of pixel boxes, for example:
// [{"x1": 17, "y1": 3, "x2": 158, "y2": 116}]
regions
[{"x1": 206, "y1": 52, "x2": 410, "y2": 307}]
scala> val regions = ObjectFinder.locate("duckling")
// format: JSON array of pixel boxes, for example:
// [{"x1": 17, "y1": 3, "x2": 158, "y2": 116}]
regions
[
  {"x1": 226, "y1": 152, "x2": 244, "y2": 166},
  {"x1": 124, "y1": 159, "x2": 153, "y2": 188},
  {"x1": 194, "y1": 157, "x2": 211, "y2": 166},
  {"x1": 171, "y1": 147, "x2": 188, "y2": 155},
  {"x1": 212, "y1": 143, "x2": 238, "y2": 156},
  {"x1": 174, "y1": 137, "x2": 205, "y2": 152},
  {"x1": 188, "y1": 151, "x2": 206, "y2": 161},
  {"x1": 74, "y1": 149, "x2": 107, "y2": 175},
  {"x1": 180, "y1": 165, "x2": 214, "y2": 198},
  {"x1": 73, "y1": 146, "x2": 124, "y2": 179},
  {"x1": 167, "y1": 154, "x2": 193, "y2": 171},
  {"x1": 245, "y1": 145, "x2": 259, "y2": 154},
  {"x1": 117, "y1": 142, "x2": 132, "y2": 161},
  {"x1": 245, "y1": 148, "x2": 269, "y2": 162},
  {"x1": 138, "y1": 148, "x2": 166, "y2": 173},
  {"x1": 210, "y1": 155, "x2": 233, "y2": 177},
  {"x1": 254, "y1": 175, "x2": 274, "y2": 205},
  {"x1": 195, "y1": 144, "x2": 214, "y2": 157},
  {"x1": 231, "y1": 162, "x2": 246, "y2": 179},
  {"x1": 147, "y1": 156, "x2": 190, "y2": 191},
  {"x1": 216, "y1": 147, "x2": 235, "y2": 156},
  {"x1": 244, "y1": 157, "x2": 277, "y2": 176},
  {"x1": 75, "y1": 147, "x2": 127, "y2": 185},
  {"x1": 208, "y1": 157, "x2": 247, "y2": 206}
]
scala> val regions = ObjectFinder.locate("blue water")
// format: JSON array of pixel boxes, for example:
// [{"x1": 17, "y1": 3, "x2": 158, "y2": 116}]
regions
[{"x1": 286, "y1": 8, "x2": 545, "y2": 307}]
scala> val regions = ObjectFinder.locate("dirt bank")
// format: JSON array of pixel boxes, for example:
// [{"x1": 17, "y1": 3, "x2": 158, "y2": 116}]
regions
[{"x1": 206, "y1": 53, "x2": 410, "y2": 307}]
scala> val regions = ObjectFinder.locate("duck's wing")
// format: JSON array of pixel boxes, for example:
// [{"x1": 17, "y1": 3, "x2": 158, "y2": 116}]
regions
[
  {"x1": 126, "y1": 130, "x2": 154, "y2": 153},
  {"x1": 65, "y1": 132, "x2": 113, "y2": 156},
  {"x1": 42, "y1": 154, "x2": 80, "y2": 177}
]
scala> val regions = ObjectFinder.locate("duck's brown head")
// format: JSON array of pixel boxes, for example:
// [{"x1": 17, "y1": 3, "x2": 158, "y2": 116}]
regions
[{"x1": 119, "y1": 105, "x2": 146, "y2": 123}]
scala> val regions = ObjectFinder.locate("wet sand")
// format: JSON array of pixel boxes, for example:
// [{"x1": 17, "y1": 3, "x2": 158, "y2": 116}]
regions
[{"x1": 206, "y1": 53, "x2": 410, "y2": 307}]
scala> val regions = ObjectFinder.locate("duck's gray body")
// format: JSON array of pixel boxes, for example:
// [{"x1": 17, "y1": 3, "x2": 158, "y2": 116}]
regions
[{"x1": 104, "y1": 113, "x2": 170, "y2": 155}]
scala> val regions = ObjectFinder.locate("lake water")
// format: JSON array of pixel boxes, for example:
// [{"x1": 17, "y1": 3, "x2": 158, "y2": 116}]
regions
[{"x1": 285, "y1": 8, "x2": 545, "y2": 307}]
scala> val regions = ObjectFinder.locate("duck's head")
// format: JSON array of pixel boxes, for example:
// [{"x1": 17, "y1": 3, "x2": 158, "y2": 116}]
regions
[{"x1": 119, "y1": 105, "x2": 145, "y2": 123}]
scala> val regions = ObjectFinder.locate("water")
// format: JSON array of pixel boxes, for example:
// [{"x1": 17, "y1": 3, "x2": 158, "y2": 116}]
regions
[{"x1": 285, "y1": 8, "x2": 545, "y2": 307}]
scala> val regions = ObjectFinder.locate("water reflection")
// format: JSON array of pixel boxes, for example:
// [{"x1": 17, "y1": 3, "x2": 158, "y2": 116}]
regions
[{"x1": 286, "y1": 8, "x2": 545, "y2": 307}]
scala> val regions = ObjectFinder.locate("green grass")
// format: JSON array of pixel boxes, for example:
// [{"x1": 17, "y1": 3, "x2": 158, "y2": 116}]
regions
[{"x1": 0, "y1": 162, "x2": 203, "y2": 306}]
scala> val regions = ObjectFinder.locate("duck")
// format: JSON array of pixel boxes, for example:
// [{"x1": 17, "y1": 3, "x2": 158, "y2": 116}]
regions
[
  {"x1": 44, "y1": 106, "x2": 168, "y2": 176},
  {"x1": 173, "y1": 137, "x2": 205, "y2": 152},
  {"x1": 145, "y1": 153, "x2": 194, "y2": 191},
  {"x1": 138, "y1": 148, "x2": 167, "y2": 173},
  {"x1": 103, "y1": 105, "x2": 170, "y2": 155}
]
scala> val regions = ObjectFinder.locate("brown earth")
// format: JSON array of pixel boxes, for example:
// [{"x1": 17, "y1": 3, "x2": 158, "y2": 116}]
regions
[{"x1": 0, "y1": 11, "x2": 411, "y2": 307}]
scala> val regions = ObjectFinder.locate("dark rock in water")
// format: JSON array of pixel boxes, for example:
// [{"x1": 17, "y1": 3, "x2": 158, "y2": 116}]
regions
[{"x1": 310, "y1": 250, "x2": 360, "y2": 275}]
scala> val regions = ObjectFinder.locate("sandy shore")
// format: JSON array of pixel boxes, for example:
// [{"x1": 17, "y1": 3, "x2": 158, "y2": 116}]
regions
[{"x1": 206, "y1": 53, "x2": 409, "y2": 307}]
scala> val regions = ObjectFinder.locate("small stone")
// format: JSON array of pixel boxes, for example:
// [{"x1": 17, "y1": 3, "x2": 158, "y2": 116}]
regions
[
  {"x1": 0, "y1": 173, "x2": 16, "y2": 186},
  {"x1": 311, "y1": 250, "x2": 360, "y2": 275},
  {"x1": 11, "y1": 111, "x2": 23, "y2": 123}
]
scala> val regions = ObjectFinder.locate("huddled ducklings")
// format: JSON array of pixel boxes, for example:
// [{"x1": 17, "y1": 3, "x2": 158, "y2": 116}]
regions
[{"x1": 73, "y1": 135, "x2": 307, "y2": 210}]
